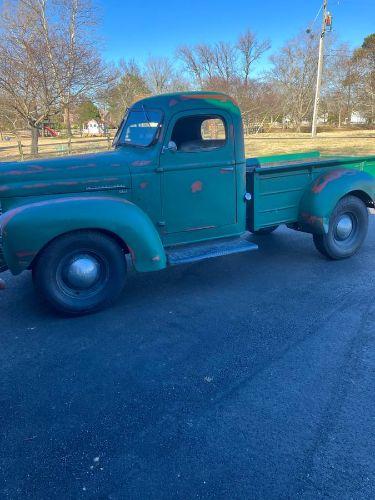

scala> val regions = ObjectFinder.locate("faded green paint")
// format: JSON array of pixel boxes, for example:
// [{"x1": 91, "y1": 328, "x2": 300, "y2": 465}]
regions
[
  {"x1": 299, "y1": 167, "x2": 375, "y2": 234},
  {"x1": 0, "y1": 91, "x2": 374, "y2": 277},
  {"x1": 1, "y1": 196, "x2": 165, "y2": 274},
  {"x1": 250, "y1": 156, "x2": 375, "y2": 233}
]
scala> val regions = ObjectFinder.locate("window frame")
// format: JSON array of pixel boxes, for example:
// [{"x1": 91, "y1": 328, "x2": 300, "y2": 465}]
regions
[
  {"x1": 170, "y1": 113, "x2": 228, "y2": 154},
  {"x1": 114, "y1": 107, "x2": 164, "y2": 149}
]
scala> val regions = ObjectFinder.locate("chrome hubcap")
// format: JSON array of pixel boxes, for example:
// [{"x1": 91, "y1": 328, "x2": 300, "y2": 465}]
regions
[
  {"x1": 65, "y1": 255, "x2": 101, "y2": 289},
  {"x1": 335, "y1": 214, "x2": 353, "y2": 241}
]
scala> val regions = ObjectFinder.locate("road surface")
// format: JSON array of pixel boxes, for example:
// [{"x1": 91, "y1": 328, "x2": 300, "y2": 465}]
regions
[{"x1": 1, "y1": 220, "x2": 374, "y2": 499}]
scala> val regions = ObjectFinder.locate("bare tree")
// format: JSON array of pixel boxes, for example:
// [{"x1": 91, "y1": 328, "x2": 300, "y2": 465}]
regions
[
  {"x1": 0, "y1": 0, "x2": 111, "y2": 154},
  {"x1": 145, "y1": 56, "x2": 175, "y2": 94},
  {"x1": 30, "y1": 0, "x2": 112, "y2": 136},
  {"x1": 0, "y1": 93, "x2": 26, "y2": 155},
  {"x1": 177, "y1": 46, "x2": 204, "y2": 87},
  {"x1": 177, "y1": 30, "x2": 270, "y2": 89},
  {"x1": 105, "y1": 60, "x2": 150, "y2": 124},
  {"x1": 0, "y1": 1, "x2": 64, "y2": 153},
  {"x1": 270, "y1": 32, "x2": 319, "y2": 131},
  {"x1": 351, "y1": 34, "x2": 375, "y2": 124},
  {"x1": 177, "y1": 30, "x2": 270, "y2": 129},
  {"x1": 322, "y1": 45, "x2": 356, "y2": 127},
  {"x1": 237, "y1": 30, "x2": 271, "y2": 86}
]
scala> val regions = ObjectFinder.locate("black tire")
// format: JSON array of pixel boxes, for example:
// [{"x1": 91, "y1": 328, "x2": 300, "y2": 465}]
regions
[
  {"x1": 313, "y1": 233, "x2": 330, "y2": 258},
  {"x1": 251, "y1": 225, "x2": 279, "y2": 235},
  {"x1": 33, "y1": 230, "x2": 127, "y2": 315},
  {"x1": 312, "y1": 195, "x2": 369, "y2": 260}
]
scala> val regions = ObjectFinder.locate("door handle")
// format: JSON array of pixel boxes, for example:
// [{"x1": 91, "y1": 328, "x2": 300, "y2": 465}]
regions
[{"x1": 220, "y1": 167, "x2": 234, "y2": 172}]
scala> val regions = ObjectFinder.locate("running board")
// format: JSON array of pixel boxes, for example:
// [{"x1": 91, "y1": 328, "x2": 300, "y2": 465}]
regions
[{"x1": 166, "y1": 233, "x2": 258, "y2": 266}]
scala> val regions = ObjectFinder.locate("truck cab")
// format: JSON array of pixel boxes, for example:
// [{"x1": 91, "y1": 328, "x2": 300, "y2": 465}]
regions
[
  {"x1": 114, "y1": 92, "x2": 248, "y2": 245},
  {"x1": 0, "y1": 92, "x2": 374, "y2": 315}
]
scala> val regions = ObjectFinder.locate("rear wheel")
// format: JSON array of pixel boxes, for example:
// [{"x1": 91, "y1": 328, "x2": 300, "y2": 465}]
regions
[
  {"x1": 313, "y1": 195, "x2": 368, "y2": 260},
  {"x1": 251, "y1": 225, "x2": 279, "y2": 235},
  {"x1": 33, "y1": 230, "x2": 127, "y2": 315}
]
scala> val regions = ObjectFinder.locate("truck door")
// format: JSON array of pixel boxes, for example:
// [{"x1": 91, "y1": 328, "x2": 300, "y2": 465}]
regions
[{"x1": 159, "y1": 110, "x2": 237, "y2": 235}]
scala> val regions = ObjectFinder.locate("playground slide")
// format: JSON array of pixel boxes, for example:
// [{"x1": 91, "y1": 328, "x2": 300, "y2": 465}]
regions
[{"x1": 44, "y1": 126, "x2": 58, "y2": 137}]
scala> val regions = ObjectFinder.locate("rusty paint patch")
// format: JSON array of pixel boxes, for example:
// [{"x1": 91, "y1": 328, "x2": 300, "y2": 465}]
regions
[
  {"x1": 183, "y1": 225, "x2": 216, "y2": 232},
  {"x1": 301, "y1": 212, "x2": 324, "y2": 227},
  {"x1": 0, "y1": 166, "x2": 56, "y2": 178},
  {"x1": 139, "y1": 181, "x2": 148, "y2": 190},
  {"x1": 57, "y1": 181, "x2": 79, "y2": 186},
  {"x1": 86, "y1": 177, "x2": 121, "y2": 184},
  {"x1": 169, "y1": 98, "x2": 179, "y2": 107},
  {"x1": 25, "y1": 183, "x2": 49, "y2": 189},
  {"x1": 131, "y1": 160, "x2": 152, "y2": 167},
  {"x1": 15, "y1": 250, "x2": 36, "y2": 259},
  {"x1": 191, "y1": 180, "x2": 203, "y2": 193},
  {"x1": 67, "y1": 164, "x2": 94, "y2": 170},
  {"x1": 127, "y1": 245, "x2": 136, "y2": 261},
  {"x1": 311, "y1": 169, "x2": 354, "y2": 194}
]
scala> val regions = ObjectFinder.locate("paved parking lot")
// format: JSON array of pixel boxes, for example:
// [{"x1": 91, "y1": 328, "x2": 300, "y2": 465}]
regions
[{"x1": 1, "y1": 219, "x2": 374, "y2": 499}]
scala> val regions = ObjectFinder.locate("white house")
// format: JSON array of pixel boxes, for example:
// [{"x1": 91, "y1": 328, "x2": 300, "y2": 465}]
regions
[
  {"x1": 349, "y1": 112, "x2": 367, "y2": 125},
  {"x1": 82, "y1": 119, "x2": 105, "y2": 136}
]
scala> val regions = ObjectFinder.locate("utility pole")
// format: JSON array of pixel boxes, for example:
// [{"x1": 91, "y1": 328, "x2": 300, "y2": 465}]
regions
[{"x1": 311, "y1": 0, "x2": 328, "y2": 137}]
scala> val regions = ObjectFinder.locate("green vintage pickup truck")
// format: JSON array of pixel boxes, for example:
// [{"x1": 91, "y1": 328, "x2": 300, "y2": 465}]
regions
[{"x1": 0, "y1": 91, "x2": 374, "y2": 314}]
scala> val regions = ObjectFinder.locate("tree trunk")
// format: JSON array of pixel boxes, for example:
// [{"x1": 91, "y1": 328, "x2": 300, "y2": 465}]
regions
[
  {"x1": 30, "y1": 125, "x2": 39, "y2": 156},
  {"x1": 64, "y1": 106, "x2": 72, "y2": 137},
  {"x1": 338, "y1": 110, "x2": 342, "y2": 128}
]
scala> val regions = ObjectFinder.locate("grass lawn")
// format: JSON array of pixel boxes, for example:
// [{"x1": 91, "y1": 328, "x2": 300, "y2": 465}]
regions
[
  {"x1": 0, "y1": 129, "x2": 374, "y2": 162},
  {"x1": 245, "y1": 129, "x2": 375, "y2": 157}
]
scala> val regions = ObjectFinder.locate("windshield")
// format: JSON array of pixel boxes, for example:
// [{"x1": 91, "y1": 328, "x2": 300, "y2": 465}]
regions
[{"x1": 116, "y1": 108, "x2": 163, "y2": 147}]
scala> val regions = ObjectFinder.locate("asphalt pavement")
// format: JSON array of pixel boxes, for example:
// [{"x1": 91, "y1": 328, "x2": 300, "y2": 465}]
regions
[{"x1": 1, "y1": 219, "x2": 374, "y2": 499}]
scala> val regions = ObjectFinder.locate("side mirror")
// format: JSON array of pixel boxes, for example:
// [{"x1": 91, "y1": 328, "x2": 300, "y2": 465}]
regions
[{"x1": 163, "y1": 141, "x2": 177, "y2": 153}]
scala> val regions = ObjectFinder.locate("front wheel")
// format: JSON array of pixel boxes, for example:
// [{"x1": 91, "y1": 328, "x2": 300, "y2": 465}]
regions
[
  {"x1": 313, "y1": 195, "x2": 369, "y2": 260},
  {"x1": 33, "y1": 230, "x2": 127, "y2": 315}
]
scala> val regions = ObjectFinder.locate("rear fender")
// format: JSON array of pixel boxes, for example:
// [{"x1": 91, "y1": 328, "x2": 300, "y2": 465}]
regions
[
  {"x1": 299, "y1": 168, "x2": 375, "y2": 234},
  {"x1": 0, "y1": 196, "x2": 166, "y2": 274}
]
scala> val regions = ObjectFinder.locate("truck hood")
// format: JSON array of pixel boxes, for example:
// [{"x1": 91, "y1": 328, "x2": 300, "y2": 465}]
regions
[{"x1": 0, "y1": 148, "x2": 137, "y2": 199}]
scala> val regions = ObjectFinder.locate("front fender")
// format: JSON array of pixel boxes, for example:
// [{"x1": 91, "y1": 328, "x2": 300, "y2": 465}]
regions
[
  {"x1": 0, "y1": 196, "x2": 166, "y2": 274},
  {"x1": 299, "y1": 168, "x2": 375, "y2": 234}
]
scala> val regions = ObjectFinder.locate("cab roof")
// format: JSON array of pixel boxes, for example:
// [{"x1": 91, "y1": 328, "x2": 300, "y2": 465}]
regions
[
  {"x1": 131, "y1": 91, "x2": 241, "y2": 118},
  {"x1": 129, "y1": 91, "x2": 245, "y2": 162}
]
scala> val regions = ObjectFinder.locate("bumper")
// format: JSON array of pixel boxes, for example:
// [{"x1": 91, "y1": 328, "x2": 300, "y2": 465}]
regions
[{"x1": 0, "y1": 236, "x2": 8, "y2": 273}]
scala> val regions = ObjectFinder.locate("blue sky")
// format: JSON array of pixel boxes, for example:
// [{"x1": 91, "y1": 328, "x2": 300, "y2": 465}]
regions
[{"x1": 100, "y1": 0, "x2": 374, "y2": 70}]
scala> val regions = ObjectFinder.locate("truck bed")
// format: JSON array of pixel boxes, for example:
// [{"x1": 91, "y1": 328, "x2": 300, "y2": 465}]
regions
[{"x1": 246, "y1": 151, "x2": 375, "y2": 231}]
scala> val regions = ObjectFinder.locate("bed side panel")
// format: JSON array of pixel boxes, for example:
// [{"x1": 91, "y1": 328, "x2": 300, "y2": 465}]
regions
[{"x1": 251, "y1": 167, "x2": 322, "y2": 231}]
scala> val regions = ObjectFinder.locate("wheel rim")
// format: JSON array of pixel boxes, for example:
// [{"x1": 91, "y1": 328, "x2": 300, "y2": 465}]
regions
[
  {"x1": 56, "y1": 251, "x2": 110, "y2": 299},
  {"x1": 333, "y1": 212, "x2": 358, "y2": 248},
  {"x1": 335, "y1": 214, "x2": 354, "y2": 241},
  {"x1": 65, "y1": 255, "x2": 101, "y2": 289}
]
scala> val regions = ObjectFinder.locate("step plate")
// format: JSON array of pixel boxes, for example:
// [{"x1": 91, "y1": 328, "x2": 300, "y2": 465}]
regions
[{"x1": 166, "y1": 233, "x2": 258, "y2": 266}]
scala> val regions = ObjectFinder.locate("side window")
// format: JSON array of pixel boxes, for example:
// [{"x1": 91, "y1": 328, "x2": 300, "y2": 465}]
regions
[{"x1": 171, "y1": 115, "x2": 227, "y2": 152}]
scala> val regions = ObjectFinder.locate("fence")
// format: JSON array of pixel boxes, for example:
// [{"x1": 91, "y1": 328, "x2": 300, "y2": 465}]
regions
[
  {"x1": 0, "y1": 132, "x2": 374, "y2": 162},
  {"x1": 0, "y1": 136, "x2": 114, "y2": 162}
]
